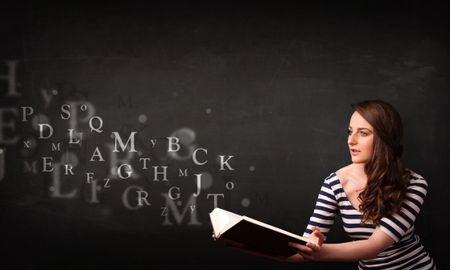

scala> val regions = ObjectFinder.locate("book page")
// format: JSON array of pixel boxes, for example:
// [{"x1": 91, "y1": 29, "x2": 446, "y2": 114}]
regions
[
  {"x1": 210, "y1": 208, "x2": 243, "y2": 237},
  {"x1": 242, "y1": 216, "x2": 309, "y2": 243}
]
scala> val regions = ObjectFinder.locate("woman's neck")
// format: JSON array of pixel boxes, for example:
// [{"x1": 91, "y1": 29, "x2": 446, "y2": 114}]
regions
[
  {"x1": 351, "y1": 163, "x2": 366, "y2": 175},
  {"x1": 348, "y1": 163, "x2": 368, "y2": 185}
]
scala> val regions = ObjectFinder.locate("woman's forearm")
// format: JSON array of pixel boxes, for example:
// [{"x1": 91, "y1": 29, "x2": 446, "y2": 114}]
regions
[
  {"x1": 316, "y1": 240, "x2": 378, "y2": 262},
  {"x1": 310, "y1": 228, "x2": 394, "y2": 262}
]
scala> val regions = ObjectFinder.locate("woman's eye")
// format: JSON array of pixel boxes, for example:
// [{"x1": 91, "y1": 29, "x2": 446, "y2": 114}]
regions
[
  {"x1": 347, "y1": 130, "x2": 352, "y2": 135},
  {"x1": 360, "y1": 131, "x2": 368, "y2": 136}
]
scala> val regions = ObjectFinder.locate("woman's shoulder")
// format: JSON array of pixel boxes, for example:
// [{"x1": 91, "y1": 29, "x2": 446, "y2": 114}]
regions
[
  {"x1": 334, "y1": 164, "x2": 354, "y2": 185},
  {"x1": 407, "y1": 169, "x2": 425, "y2": 179},
  {"x1": 406, "y1": 169, "x2": 428, "y2": 188}
]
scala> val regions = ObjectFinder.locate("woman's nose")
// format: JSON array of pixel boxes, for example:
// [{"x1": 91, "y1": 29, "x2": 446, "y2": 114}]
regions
[{"x1": 348, "y1": 134, "x2": 357, "y2": 145}]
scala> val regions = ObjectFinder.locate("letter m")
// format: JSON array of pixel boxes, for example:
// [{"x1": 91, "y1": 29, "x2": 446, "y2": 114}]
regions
[
  {"x1": 51, "y1": 142, "x2": 61, "y2": 151},
  {"x1": 112, "y1": 131, "x2": 137, "y2": 152},
  {"x1": 161, "y1": 194, "x2": 201, "y2": 226},
  {"x1": 23, "y1": 160, "x2": 37, "y2": 174},
  {"x1": 178, "y1": 168, "x2": 188, "y2": 177}
]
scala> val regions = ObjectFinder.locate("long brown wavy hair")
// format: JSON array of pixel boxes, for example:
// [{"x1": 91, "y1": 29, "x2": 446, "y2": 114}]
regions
[{"x1": 352, "y1": 100, "x2": 410, "y2": 225}]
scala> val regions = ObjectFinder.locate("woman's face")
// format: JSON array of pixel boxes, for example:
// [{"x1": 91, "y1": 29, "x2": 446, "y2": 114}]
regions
[{"x1": 348, "y1": 111, "x2": 374, "y2": 164}]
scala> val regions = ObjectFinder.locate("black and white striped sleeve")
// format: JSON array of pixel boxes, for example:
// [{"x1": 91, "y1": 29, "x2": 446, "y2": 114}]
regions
[
  {"x1": 379, "y1": 175, "x2": 428, "y2": 243},
  {"x1": 303, "y1": 175, "x2": 339, "y2": 239}
]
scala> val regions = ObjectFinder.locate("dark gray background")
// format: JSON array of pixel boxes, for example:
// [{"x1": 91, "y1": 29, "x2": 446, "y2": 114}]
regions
[{"x1": 1, "y1": 1, "x2": 448, "y2": 269}]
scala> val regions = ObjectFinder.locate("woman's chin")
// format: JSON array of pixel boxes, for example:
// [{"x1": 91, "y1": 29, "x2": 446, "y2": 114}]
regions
[{"x1": 351, "y1": 158, "x2": 367, "y2": 164}]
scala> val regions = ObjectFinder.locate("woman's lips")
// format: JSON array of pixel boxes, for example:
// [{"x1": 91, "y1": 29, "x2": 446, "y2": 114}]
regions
[{"x1": 350, "y1": 149, "x2": 360, "y2": 155}]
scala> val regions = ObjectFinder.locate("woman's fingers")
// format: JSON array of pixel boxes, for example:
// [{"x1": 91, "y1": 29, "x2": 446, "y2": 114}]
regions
[
  {"x1": 286, "y1": 246, "x2": 315, "y2": 262},
  {"x1": 289, "y1": 242, "x2": 313, "y2": 253},
  {"x1": 286, "y1": 253, "x2": 305, "y2": 263},
  {"x1": 300, "y1": 252, "x2": 315, "y2": 261},
  {"x1": 306, "y1": 241, "x2": 321, "y2": 252},
  {"x1": 310, "y1": 227, "x2": 325, "y2": 246}
]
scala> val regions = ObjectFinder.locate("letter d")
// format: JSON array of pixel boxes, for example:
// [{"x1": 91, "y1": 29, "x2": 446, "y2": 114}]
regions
[{"x1": 38, "y1": 123, "x2": 54, "y2": 139}]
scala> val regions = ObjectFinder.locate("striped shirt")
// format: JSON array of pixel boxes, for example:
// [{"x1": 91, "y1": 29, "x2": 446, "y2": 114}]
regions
[{"x1": 304, "y1": 171, "x2": 435, "y2": 269}]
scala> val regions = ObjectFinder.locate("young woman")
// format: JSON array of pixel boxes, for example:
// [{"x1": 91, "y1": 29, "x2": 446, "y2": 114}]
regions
[{"x1": 289, "y1": 100, "x2": 435, "y2": 269}]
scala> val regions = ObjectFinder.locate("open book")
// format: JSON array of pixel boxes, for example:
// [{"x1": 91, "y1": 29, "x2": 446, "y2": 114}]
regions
[{"x1": 209, "y1": 208, "x2": 308, "y2": 257}]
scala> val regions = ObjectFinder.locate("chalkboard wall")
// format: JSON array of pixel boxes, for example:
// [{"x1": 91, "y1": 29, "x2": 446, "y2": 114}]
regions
[{"x1": 1, "y1": 2, "x2": 449, "y2": 269}]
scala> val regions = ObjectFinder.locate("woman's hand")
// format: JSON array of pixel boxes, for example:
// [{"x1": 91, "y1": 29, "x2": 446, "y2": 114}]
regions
[
  {"x1": 286, "y1": 226, "x2": 324, "y2": 263},
  {"x1": 309, "y1": 226, "x2": 325, "y2": 247}
]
